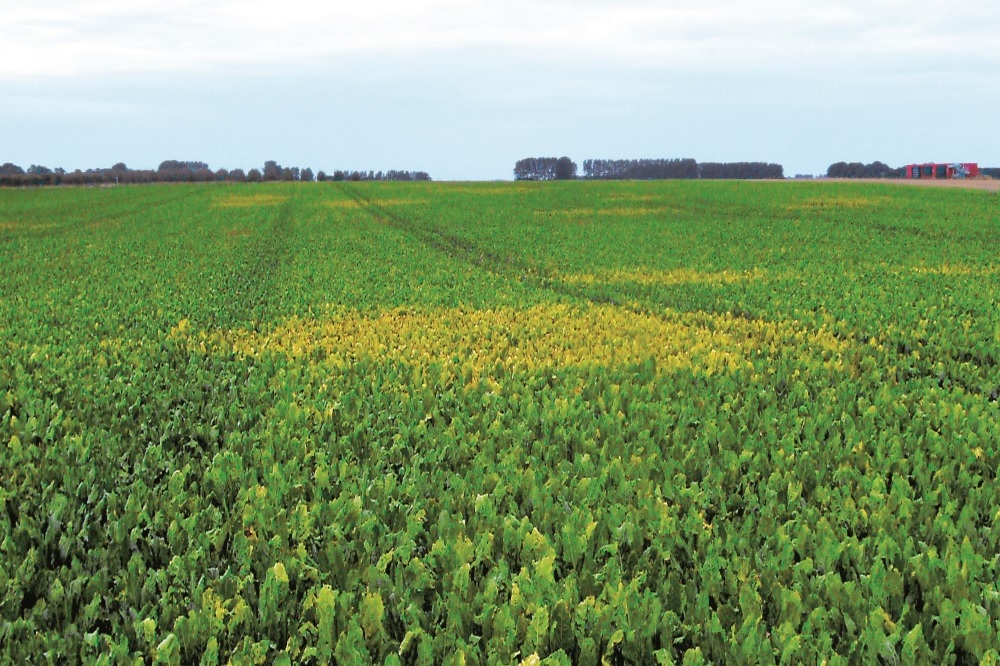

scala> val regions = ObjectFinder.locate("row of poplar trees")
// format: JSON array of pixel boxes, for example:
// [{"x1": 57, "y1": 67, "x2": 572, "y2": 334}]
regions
[{"x1": 514, "y1": 157, "x2": 784, "y2": 180}]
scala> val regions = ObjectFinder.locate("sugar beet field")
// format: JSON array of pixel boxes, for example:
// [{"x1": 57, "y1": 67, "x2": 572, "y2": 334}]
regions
[{"x1": 1, "y1": 181, "x2": 999, "y2": 664}]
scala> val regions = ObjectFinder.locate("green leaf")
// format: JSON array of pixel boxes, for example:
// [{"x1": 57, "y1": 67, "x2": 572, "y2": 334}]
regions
[
  {"x1": 154, "y1": 634, "x2": 180, "y2": 666},
  {"x1": 654, "y1": 648, "x2": 675, "y2": 665},
  {"x1": 360, "y1": 592, "x2": 385, "y2": 640}
]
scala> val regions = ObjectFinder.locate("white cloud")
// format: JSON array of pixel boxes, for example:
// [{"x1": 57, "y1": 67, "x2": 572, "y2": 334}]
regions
[{"x1": 2, "y1": 0, "x2": 998, "y2": 80}]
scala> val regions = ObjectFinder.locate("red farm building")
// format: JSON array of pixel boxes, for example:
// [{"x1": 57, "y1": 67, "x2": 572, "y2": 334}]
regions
[{"x1": 905, "y1": 163, "x2": 979, "y2": 179}]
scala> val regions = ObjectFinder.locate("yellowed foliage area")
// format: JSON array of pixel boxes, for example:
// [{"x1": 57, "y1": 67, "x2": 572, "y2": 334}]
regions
[
  {"x1": 597, "y1": 193, "x2": 658, "y2": 202},
  {"x1": 320, "y1": 198, "x2": 428, "y2": 214},
  {"x1": 534, "y1": 207, "x2": 672, "y2": 218},
  {"x1": 443, "y1": 185, "x2": 534, "y2": 195},
  {"x1": 174, "y1": 304, "x2": 847, "y2": 381},
  {"x1": 322, "y1": 200, "x2": 360, "y2": 209},
  {"x1": 0, "y1": 221, "x2": 59, "y2": 232},
  {"x1": 785, "y1": 195, "x2": 892, "y2": 212},
  {"x1": 213, "y1": 194, "x2": 289, "y2": 208},
  {"x1": 911, "y1": 263, "x2": 1000, "y2": 277},
  {"x1": 369, "y1": 199, "x2": 430, "y2": 206},
  {"x1": 560, "y1": 267, "x2": 764, "y2": 287}
]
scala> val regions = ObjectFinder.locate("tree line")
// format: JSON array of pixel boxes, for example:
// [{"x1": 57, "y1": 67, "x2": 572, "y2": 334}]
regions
[
  {"x1": 513, "y1": 157, "x2": 578, "y2": 181},
  {"x1": 825, "y1": 161, "x2": 903, "y2": 178},
  {"x1": 697, "y1": 162, "x2": 785, "y2": 179},
  {"x1": 824, "y1": 162, "x2": 1000, "y2": 178},
  {"x1": 515, "y1": 157, "x2": 784, "y2": 180},
  {"x1": 0, "y1": 160, "x2": 431, "y2": 187},
  {"x1": 318, "y1": 169, "x2": 431, "y2": 182},
  {"x1": 583, "y1": 159, "x2": 698, "y2": 180}
]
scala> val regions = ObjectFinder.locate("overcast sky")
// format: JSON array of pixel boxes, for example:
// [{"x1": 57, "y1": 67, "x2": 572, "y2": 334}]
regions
[{"x1": 3, "y1": 0, "x2": 999, "y2": 179}]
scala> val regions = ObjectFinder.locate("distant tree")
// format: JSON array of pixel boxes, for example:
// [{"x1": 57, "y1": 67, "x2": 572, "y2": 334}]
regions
[
  {"x1": 826, "y1": 161, "x2": 899, "y2": 178},
  {"x1": 214, "y1": 168, "x2": 229, "y2": 181},
  {"x1": 514, "y1": 157, "x2": 559, "y2": 180},
  {"x1": 319, "y1": 167, "x2": 429, "y2": 182},
  {"x1": 228, "y1": 168, "x2": 246, "y2": 182},
  {"x1": 581, "y1": 158, "x2": 698, "y2": 180},
  {"x1": 154, "y1": 160, "x2": 211, "y2": 182},
  {"x1": 826, "y1": 162, "x2": 848, "y2": 178},
  {"x1": 0, "y1": 163, "x2": 25, "y2": 176},
  {"x1": 316, "y1": 170, "x2": 327, "y2": 182},
  {"x1": 555, "y1": 156, "x2": 577, "y2": 180},
  {"x1": 263, "y1": 161, "x2": 281, "y2": 181},
  {"x1": 866, "y1": 161, "x2": 895, "y2": 178},
  {"x1": 158, "y1": 160, "x2": 208, "y2": 173},
  {"x1": 247, "y1": 168, "x2": 263, "y2": 183},
  {"x1": 300, "y1": 167, "x2": 314, "y2": 182},
  {"x1": 20, "y1": 165, "x2": 53, "y2": 186},
  {"x1": 698, "y1": 162, "x2": 784, "y2": 179}
]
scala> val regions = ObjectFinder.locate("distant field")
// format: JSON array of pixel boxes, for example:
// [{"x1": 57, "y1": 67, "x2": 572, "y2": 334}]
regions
[
  {"x1": 823, "y1": 177, "x2": 1000, "y2": 191},
  {"x1": 2, "y1": 181, "x2": 999, "y2": 664}
]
